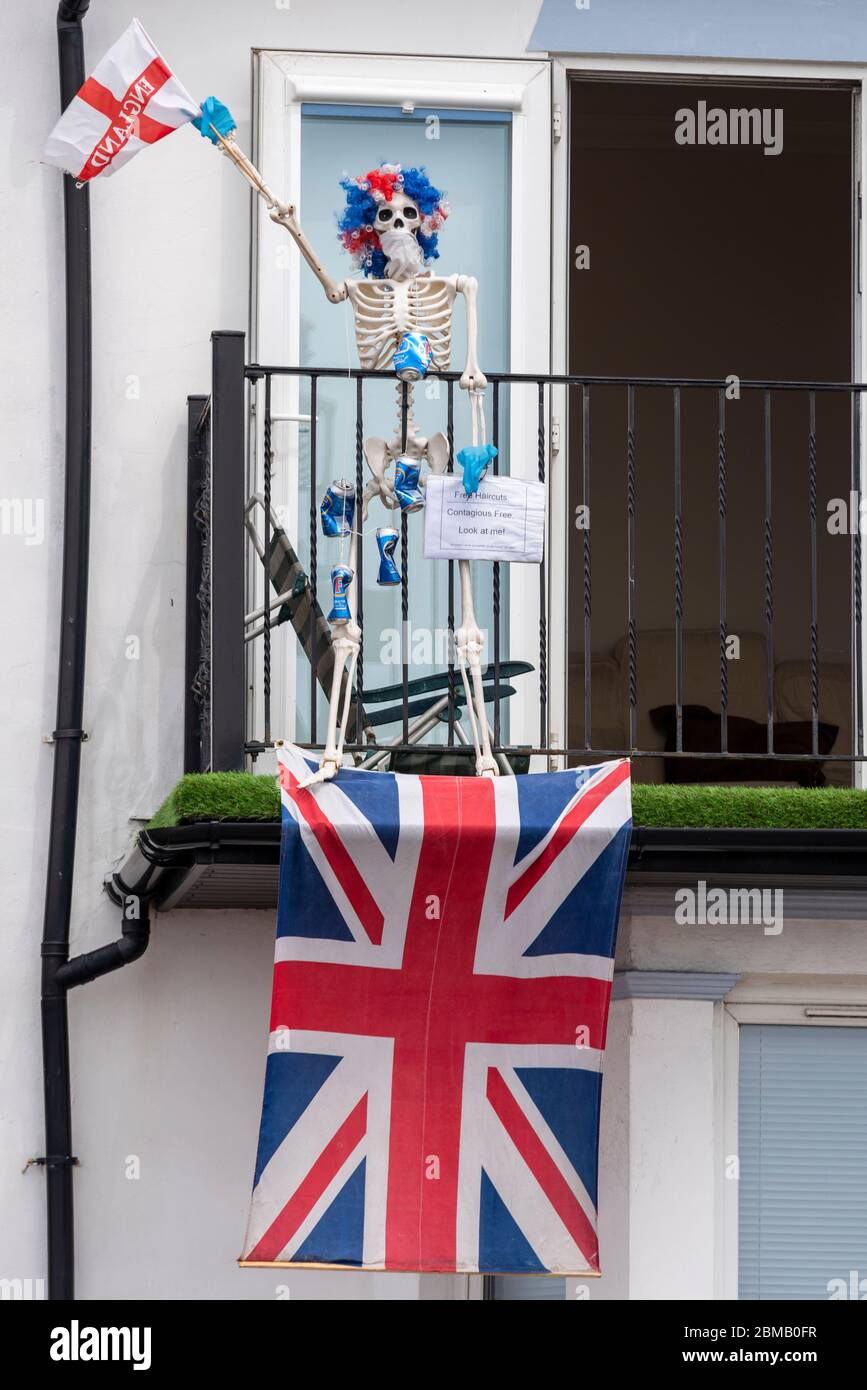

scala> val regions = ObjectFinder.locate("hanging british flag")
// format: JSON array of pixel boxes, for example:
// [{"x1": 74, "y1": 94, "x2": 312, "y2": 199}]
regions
[{"x1": 240, "y1": 745, "x2": 631, "y2": 1276}]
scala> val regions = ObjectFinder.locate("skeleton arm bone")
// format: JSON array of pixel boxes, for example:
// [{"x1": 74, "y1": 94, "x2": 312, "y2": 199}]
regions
[
  {"x1": 269, "y1": 202, "x2": 348, "y2": 305},
  {"x1": 213, "y1": 130, "x2": 348, "y2": 304},
  {"x1": 456, "y1": 275, "x2": 487, "y2": 392}
]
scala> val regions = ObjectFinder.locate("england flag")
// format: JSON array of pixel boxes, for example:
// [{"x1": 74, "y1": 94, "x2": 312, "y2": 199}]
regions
[
  {"x1": 241, "y1": 746, "x2": 632, "y2": 1276},
  {"x1": 43, "y1": 18, "x2": 198, "y2": 182}
]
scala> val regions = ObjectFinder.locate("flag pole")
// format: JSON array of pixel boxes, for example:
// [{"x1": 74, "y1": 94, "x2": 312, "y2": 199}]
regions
[
  {"x1": 211, "y1": 126, "x2": 285, "y2": 212},
  {"x1": 210, "y1": 123, "x2": 343, "y2": 302}
]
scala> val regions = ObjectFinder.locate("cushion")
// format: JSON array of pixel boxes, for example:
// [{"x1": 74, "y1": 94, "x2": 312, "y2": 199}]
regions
[
  {"x1": 649, "y1": 704, "x2": 838, "y2": 786},
  {"x1": 775, "y1": 660, "x2": 852, "y2": 787}
]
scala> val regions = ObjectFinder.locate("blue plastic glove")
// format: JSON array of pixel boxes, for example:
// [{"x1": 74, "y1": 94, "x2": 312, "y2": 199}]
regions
[
  {"x1": 193, "y1": 96, "x2": 236, "y2": 144},
  {"x1": 457, "y1": 443, "x2": 498, "y2": 496}
]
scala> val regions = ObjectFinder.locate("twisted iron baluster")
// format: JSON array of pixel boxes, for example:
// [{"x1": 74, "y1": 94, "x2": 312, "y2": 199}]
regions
[
  {"x1": 854, "y1": 391, "x2": 863, "y2": 761},
  {"x1": 263, "y1": 375, "x2": 272, "y2": 749},
  {"x1": 626, "y1": 386, "x2": 636, "y2": 748},
  {"x1": 492, "y1": 379, "x2": 501, "y2": 749},
  {"x1": 446, "y1": 380, "x2": 456, "y2": 746},
  {"x1": 718, "y1": 390, "x2": 728, "y2": 754},
  {"x1": 538, "y1": 381, "x2": 548, "y2": 748},
  {"x1": 808, "y1": 392, "x2": 818, "y2": 755},
  {"x1": 355, "y1": 376, "x2": 364, "y2": 747},
  {"x1": 764, "y1": 390, "x2": 774, "y2": 753},
  {"x1": 673, "y1": 388, "x2": 683, "y2": 753}
]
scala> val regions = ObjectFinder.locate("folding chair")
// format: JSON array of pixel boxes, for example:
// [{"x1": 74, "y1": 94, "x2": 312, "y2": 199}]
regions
[{"x1": 245, "y1": 496, "x2": 533, "y2": 773}]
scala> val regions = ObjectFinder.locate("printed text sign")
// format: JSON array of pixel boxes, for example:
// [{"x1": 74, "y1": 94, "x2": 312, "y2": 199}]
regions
[{"x1": 424, "y1": 476, "x2": 545, "y2": 563}]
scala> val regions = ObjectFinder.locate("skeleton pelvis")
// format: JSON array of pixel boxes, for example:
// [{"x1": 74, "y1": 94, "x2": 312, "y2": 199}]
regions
[{"x1": 364, "y1": 431, "x2": 450, "y2": 478}]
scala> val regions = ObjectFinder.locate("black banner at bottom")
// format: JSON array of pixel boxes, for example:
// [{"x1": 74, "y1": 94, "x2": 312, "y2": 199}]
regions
[{"x1": 3, "y1": 1297, "x2": 863, "y2": 1375}]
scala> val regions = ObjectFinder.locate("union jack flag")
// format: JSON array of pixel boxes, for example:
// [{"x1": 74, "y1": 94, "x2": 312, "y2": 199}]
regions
[{"x1": 241, "y1": 745, "x2": 631, "y2": 1276}]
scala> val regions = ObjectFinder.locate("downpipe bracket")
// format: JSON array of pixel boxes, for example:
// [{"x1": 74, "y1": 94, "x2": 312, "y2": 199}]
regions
[{"x1": 23, "y1": 1155, "x2": 80, "y2": 1174}]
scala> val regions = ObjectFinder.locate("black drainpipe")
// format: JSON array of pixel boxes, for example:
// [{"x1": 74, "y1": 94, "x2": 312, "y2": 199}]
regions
[{"x1": 40, "y1": 0, "x2": 151, "y2": 1302}]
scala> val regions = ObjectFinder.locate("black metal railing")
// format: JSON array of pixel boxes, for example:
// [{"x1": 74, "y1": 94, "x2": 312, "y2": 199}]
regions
[
  {"x1": 184, "y1": 393, "x2": 210, "y2": 774},
  {"x1": 185, "y1": 331, "x2": 866, "y2": 781}
]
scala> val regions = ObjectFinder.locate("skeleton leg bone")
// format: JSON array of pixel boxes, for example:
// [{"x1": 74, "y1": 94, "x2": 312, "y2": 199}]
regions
[
  {"x1": 454, "y1": 389, "x2": 499, "y2": 777},
  {"x1": 456, "y1": 558, "x2": 499, "y2": 778},
  {"x1": 298, "y1": 481, "x2": 381, "y2": 789}
]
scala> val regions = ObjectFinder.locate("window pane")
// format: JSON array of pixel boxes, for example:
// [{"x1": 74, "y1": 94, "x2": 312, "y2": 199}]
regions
[
  {"x1": 739, "y1": 1024, "x2": 867, "y2": 1299},
  {"x1": 295, "y1": 107, "x2": 512, "y2": 742}
]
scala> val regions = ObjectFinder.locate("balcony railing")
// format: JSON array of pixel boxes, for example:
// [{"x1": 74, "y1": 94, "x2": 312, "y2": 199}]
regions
[{"x1": 185, "y1": 331, "x2": 866, "y2": 783}]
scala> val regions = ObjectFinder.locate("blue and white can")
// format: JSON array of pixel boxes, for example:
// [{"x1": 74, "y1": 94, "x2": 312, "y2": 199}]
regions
[
  {"x1": 320, "y1": 480, "x2": 355, "y2": 539},
  {"x1": 328, "y1": 564, "x2": 353, "y2": 624},
  {"x1": 394, "y1": 457, "x2": 425, "y2": 513},
  {"x1": 376, "y1": 526, "x2": 401, "y2": 586},
  {"x1": 393, "y1": 332, "x2": 432, "y2": 382}
]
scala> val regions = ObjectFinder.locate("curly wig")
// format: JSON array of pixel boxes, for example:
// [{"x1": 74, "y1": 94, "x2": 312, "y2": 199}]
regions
[{"x1": 337, "y1": 162, "x2": 450, "y2": 279}]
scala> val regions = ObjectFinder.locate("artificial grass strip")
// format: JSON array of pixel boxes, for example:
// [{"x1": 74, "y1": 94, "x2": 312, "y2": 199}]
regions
[
  {"x1": 148, "y1": 772, "x2": 867, "y2": 831},
  {"x1": 631, "y1": 783, "x2": 867, "y2": 830},
  {"x1": 149, "y1": 772, "x2": 280, "y2": 828}
]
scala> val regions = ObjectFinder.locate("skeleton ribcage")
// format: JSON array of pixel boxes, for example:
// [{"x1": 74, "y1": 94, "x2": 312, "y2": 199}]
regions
[{"x1": 349, "y1": 277, "x2": 456, "y2": 373}]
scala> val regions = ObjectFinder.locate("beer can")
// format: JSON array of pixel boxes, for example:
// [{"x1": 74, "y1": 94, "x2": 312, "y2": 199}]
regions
[
  {"x1": 328, "y1": 564, "x2": 353, "y2": 624},
  {"x1": 320, "y1": 480, "x2": 356, "y2": 539},
  {"x1": 393, "y1": 332, "x2": 432, "y2": 382},
  {"x1": 376, "y1": 526, "x2": 401, "y2": 586},
  {"x1": 394, "y1": 457, "x2": 425, "y2": 513}
]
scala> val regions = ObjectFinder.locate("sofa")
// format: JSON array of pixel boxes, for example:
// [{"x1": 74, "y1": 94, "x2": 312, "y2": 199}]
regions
[{"x1": 576, "y1": 629, "x2": 852, "y2": 785}]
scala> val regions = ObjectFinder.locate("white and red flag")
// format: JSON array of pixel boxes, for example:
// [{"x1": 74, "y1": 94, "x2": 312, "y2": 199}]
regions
[{"x1": 43, "y1": 18, "x2": 198, "y2": 182}]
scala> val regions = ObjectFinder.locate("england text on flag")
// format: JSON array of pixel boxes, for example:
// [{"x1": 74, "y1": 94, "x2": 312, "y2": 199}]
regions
[
  {"x1": 241, "y1": 747, "x2": 632, "y2": 1276},
  {"x1": 43, "y1": 18, "x2": 198, "y2": 182}
]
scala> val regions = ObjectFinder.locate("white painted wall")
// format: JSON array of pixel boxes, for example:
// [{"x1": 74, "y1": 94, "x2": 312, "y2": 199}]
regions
[
  {"x1": 2, "y1": 0, "x2": 866, "y2": 1303},
  {"x1": 0, "y1": 0, "x2": 544, "y2": 1303}
]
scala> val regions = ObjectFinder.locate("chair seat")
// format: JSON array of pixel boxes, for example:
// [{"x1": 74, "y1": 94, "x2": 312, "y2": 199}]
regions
[
  {"x1": 363, "y1": 660, "x2": 533, "y2": 705},
  {"x1": 364, "y1": 683, "x2": 517, "y2": 729}
]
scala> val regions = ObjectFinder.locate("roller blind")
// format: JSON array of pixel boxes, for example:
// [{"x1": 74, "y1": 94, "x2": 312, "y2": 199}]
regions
[{"x1": 739, "y1": 1024, "x2": 867, "y2": 1300}]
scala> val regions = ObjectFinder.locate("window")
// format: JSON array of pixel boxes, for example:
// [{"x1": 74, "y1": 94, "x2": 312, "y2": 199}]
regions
[
  {"x1": 739, "y1": 1024, "x2": 867, "y2": 1299},
  {"x1": 294, "y1": 103, "x2": 513, "y2": 741},
  {"x1": 563, "y1": 75, "x2": 858, "y2": 783}
]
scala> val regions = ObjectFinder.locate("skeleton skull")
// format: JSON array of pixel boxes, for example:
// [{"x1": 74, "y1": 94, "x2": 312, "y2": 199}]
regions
[
  {"x1": 375, "y1": 191, "x2": 419, "y2": 228},
  {"x1": 374, "y1": 191, "x2": 424, "y2": 282}
]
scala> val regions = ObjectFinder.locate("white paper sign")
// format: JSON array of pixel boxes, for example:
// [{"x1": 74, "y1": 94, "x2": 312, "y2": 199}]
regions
[{"x1": 423, "y1": 475, "x2": 545, "y2": 563}]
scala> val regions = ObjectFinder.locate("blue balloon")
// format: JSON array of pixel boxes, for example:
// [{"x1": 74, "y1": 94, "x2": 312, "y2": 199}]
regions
[
  {"x1": 193, "y1": 96, "x2": 236, "y2": 145},
  {"x1": 457, "y1": 444, "x2": 498, "y2": 496}
]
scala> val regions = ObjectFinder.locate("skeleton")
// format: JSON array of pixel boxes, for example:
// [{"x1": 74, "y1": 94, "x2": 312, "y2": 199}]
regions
[{"x1": 218, "y1": 138, "x2": 498, "y2": 786}]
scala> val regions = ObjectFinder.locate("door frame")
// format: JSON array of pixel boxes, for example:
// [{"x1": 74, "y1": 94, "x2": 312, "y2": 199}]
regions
[
  {"x1": 551, "y1": 55, "x2": 866, "y2": 782},
  {"x1": 249, "y1": 49, "x2": 551, "y2": 749}
]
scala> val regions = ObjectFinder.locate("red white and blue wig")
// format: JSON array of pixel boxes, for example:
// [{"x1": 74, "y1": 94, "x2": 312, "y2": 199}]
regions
[{"x1": 337, "y1": 162, "x2": 450, "y2": 278}]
